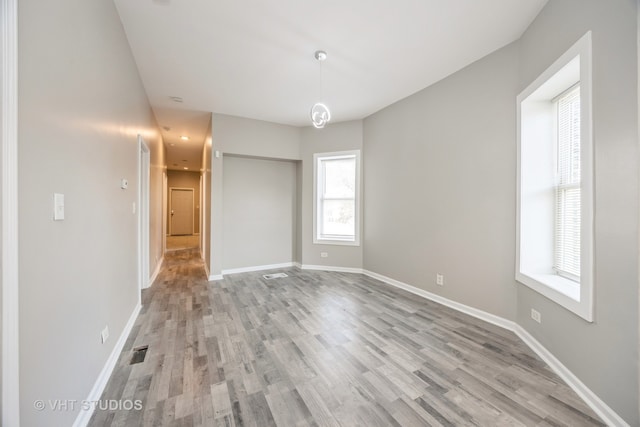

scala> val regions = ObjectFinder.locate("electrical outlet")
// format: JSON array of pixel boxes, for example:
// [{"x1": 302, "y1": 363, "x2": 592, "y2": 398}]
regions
[
  {"x1": 531, "y1": 309, "x2": 541, "y2": 323},
  {"x1": 101, "y1": 326, "x2": 109, "y2": 344},
  {"x1": 320, "y1": 252, "x2": 328, "y2": 258},
  {"x1": 436, "y1": 274, "x2": 444, "y2": 286}
]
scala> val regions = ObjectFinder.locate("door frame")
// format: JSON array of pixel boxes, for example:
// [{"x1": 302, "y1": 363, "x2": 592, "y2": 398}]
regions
[
  {"x1": 1, "y1": 0, "x2": 19, "y2": 424},
  {"x1": 169, "y1": 187, "x2": 195, "y2": 236},
  {"x1": 138, "y1": 136, "x2": 150, "y2": 294}
]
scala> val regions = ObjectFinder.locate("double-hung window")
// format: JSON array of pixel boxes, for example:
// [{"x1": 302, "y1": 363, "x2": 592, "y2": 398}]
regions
[
  {"x1": 516, "y1": 32, "x2": 593, "y2": 321},
  {"x1": 554, "y1": 86, "x2": 581, "y2": 281},
  {"x1": 313, "y1": 151, "x2": 360, "y2": 245}
]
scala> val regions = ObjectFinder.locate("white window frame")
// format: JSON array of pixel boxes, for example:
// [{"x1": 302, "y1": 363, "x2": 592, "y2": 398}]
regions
[
  {"x1": 313, "y1": 150, "x2": 361, "y2": 246},
  {"x1": 516, "y1": 32, "x2": 594, "y2": 322}
]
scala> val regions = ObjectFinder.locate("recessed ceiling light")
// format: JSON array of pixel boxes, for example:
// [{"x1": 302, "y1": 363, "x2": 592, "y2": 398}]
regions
[
  {"x1": 180, "y1": 136, "x2": 189, "y2": 141},
  {"x1": 170, "y1": 143, "x2": 175, "y2": 146},
  {"x1": 183, "y1": 167, "x2": 189, "y2": 170},
  {"x1": 169, "y1": 96, "x2": 183, "y2": 103}
]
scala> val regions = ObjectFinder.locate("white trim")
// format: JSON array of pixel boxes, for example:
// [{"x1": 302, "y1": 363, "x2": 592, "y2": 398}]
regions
[
  {"x1": 512, "y1": 325, "x2": 629, "y2": 427},
  {"x1": 138, "y1": 137, "x2": 150, "y2": 301},
  {"x1": 203, "y1": 260, "x2": 210, "y2": 278},
  {"x1": 361, "y1": 268, "x2": 627, "y2": 426},
  {"x1": 208, "y1": 274, "x2": 224, "y2": 281},
  {"x1": 222, "y1": 262, "x2": 295, "y2": 275},
  {"x1": 72, "y1": 303, "x2": 142, "y2": 427},
  {"x1": 147, "y1": 256, "x2": 164, "y2": 288},
  {"x1": 516, "y1": 31, "x2": 594, "y2": 322},
  {"x1": 313, "y1": 150, "x2": 361, "y2": 247},
  {"x1": 299, "y1": 264, "x2": 364, "y2": 274},
  {"x1": 1, "y1": 0, "x2": 19, "y2": 424},
  {"x1": 362, "y1": 270, "x2": 514, "y2": 330}
]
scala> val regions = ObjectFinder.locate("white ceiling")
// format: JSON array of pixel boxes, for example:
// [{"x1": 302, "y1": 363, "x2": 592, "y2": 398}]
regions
[{"x1": 114, "y1": 0, "x2": 547, "y2": 169}]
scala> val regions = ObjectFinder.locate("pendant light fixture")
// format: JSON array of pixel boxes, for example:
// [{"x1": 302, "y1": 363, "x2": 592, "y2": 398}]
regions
[{"x1": 311, "y1": 50, "x2": 331, "y2": 129}]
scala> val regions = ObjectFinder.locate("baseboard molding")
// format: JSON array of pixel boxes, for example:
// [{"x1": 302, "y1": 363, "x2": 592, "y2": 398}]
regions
[
  {"x1": 362, "y1": 269, "x2": 515, "y2": 331},
  {"x1": 512, "y1": 325, "x2": 629, "y2": 427},
  {"x1": 361, "y1": 268, "x2": 628, "y2": 427},
  {"x1": 299, "y1": 264, "x2": 364, "y2": 274},
  {"x1": 73, "y1": 302, "x2": 142, "y2": 427},
  {"x1": 146, "y1": 257, "x2": 164, "y2": 288},
  {"x1": 208, "y1": 274, "x2": 223, "y2": 281},
  {"x1": 222, "y1": 262, "x2": 295, "y2": 275}
]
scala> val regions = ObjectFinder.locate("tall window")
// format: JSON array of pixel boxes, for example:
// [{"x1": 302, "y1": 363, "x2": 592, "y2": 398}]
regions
[
  {"x1": 554, "y1": 86, "x2": 581, "y2": 280},
  {"x1": 314, "y1": 151, "x2": 360, "y2": 245},
  {"x1": 516, "y1": 31, "x2": 593, "y2": 321}
]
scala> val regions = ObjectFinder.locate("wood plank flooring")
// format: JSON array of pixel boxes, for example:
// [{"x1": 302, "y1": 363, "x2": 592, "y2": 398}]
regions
[{"x1": 88, "y1": 249, "x2": 605, "y2": 426}]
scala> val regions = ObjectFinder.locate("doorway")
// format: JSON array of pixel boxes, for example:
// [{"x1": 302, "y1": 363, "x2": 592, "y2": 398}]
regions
[{"x1": 169, "y1": 188, "x2": 194, "y2": 235}]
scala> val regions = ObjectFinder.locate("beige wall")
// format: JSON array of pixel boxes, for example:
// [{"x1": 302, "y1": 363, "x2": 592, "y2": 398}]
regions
[
  {"x1": 149, "y1": 133, "x2": 166, "y2": 278},
  {"x1": 300, "y1": 121, "x2": 364, "y2": 269},
  {"x1": 17, "y1": 0, "x2": 162, "y2": 425},
  {"x1": 201, "y1": 115, "x2": 213, "y2": 275},
  {"x1": 167, "y1": 170, "x2": 200, "y2": 235},
  {"x1": 222, "y1": 156, "x2": 297, "y2": 270},
  {"x1": 363, "y1": 42, "x2": 519, "y2": 320},
  {"x1": 516, "y1": 0, "x2": 639, "y2": 423}
]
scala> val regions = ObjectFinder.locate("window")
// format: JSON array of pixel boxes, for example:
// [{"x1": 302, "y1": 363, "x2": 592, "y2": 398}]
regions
[
  {"x1": 313, "y1": 150, "x2": 360, "y2": 245},
  {"x1": 516, "y1": 32, "x2": 593, "y2": 322},
  {"x1": 554, "y1": 86, "x2": 581, "y2": 281}
]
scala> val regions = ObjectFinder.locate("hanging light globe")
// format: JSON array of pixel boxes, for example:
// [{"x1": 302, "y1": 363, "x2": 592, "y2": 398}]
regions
[{"x1": 310, "y1": 102, "x2": 331, "y2": 129}]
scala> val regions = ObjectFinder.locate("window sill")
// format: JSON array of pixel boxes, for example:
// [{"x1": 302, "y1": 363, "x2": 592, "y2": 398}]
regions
[
  {"x1": 516, "y1": 271, "x2": 591, "y2": 322},
  {"x1": 313, "y1": 238, "x2": 360, "y2": 247}
]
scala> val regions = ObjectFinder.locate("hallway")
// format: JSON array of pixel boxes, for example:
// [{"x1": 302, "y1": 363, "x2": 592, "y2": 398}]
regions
[{"x1": 88, "y1": 250, "x2": 603, "y2": 427}]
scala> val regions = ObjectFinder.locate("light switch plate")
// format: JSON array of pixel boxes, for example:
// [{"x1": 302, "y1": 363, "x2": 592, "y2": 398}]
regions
[
  {"x1": 121, "y1": 178, "x2": 128, "y2": 189},
  {"x1": 53, "y1": 193, "x2": 65, "y2": 221}
]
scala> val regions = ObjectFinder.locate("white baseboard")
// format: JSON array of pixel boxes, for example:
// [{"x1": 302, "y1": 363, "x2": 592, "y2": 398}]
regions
[
  {"x1": 362, "y1": 269, "x2": 515, "y2": 331},
  {"x1": 73, "y1": 302, "x2": 142, "y2": 427},
  {"x1": 146, "y1": 257, "x2": 164, "y2": 288},
  {"x1": 299, "y1": 264, "x2": 364, "y2": 274},
  {"x1": 222, "y1": 262, "x2": 295, "y2": 275},
  {"x1": 512, "y1": 325, "x2": 629, "y2": 427},
  {"x1": 361, "y1": 268, "x2": 628, "y2": 427},
  {"x1": 208, "y1": 274, "x2": 223, "y2": 281}
]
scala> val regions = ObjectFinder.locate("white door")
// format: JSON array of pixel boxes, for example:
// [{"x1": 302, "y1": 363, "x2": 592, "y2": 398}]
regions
[{"x1": 170, "y1": 188, "x2": 194, "y2": 235}]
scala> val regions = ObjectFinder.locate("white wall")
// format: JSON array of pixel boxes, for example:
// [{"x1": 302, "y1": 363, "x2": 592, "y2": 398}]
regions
[
  {"x1": 300, "y1": 121, "x2": 364, "y2": 269},
  {"x1": 222, "y1": 156, "x2": 297, "y2": 270},
  {"x1": 363, "y1": 42, "x2": 519, "y2": 320},
  {"x1": 17, "y1": 0, "x2": 162, "y2": 425},
  {"x1": 516, "y1": 0, "x2": 639, "y2": 423}
]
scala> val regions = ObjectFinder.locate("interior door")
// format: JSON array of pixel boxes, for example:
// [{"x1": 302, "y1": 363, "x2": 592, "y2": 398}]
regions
[{"x1": 170, "y1": 188, "x2": 194, "y2": 235}]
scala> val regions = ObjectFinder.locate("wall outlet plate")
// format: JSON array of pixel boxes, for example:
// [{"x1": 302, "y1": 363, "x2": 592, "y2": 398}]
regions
[
  {"x1": 320, "y1": 252, "x2": 328, "y2": 258},
  {"x1": 101, "y1": 326, "x2": 109, "y2": 344},
  {"x1": 531, "y1": 309, "x2": 541, "y2": 323},
  {"x1": 436, "y1": 274, "x2": 444, "y2": 286}
]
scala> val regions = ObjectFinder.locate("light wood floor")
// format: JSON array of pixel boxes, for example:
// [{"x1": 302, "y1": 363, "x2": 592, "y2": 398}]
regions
[{"x1": 89, "y1": 249, "x2": 604, "y2": 426}]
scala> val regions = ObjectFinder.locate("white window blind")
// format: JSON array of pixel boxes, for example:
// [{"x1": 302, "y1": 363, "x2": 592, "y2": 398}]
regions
[
  {"x1": 554, "y1": 86, "x2": 581, "y2": 280},
  {"x1": 317, "y1": 155, "x2": 356, "y2": 241}
]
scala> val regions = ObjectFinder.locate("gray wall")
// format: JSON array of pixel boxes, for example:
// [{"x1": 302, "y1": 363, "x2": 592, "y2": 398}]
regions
[
  {"x1": 210, "y1": 114, "x2": 301, "y2": 276},
  {"x1": 300, "y1": 121, "x2": 364, "y2": 269},
  {"x1": 17, "y1": 0, "x2": 162, "y2": 425},
  {"x1": 167, "y1": 170, "x2": 201, "y2": 235},
  {"x1": 516, "y1": 0, "x2": 639, "y2": 423},
  {"x1": 363, "y1": 42, "x2": 519, "y2": 320},
  {"x1": 222, "y1": 156, "x2": 297, "y2": 270}
]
